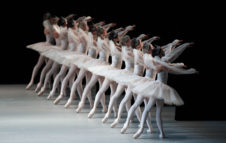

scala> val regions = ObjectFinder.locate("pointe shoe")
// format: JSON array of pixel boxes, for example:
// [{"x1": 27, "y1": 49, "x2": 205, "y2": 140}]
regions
[
  {"x1": 76, "y1": 102, "x2": 84, "y2": 113},
  {"x1": 37, "y1": 88, "x2": 44, "y2": 96},
  {"x1": 64, "y1": 99, "x2": 73, "y2": 108},
  {"x1": 147, "y1": 126, "x2": 154, "y2": 134},
  {"x1": 133, "y1": 128, "x2": 144, "y2": 139},
  {"x1": 111, "y1": 118, "x2": 119, "y2": 128},
  {"x1": 102, "y1": 112, "x2": 110, "y2": 123},
  {"x1": 47, "y1": 91, "x2": 54, "y2": 100},
  {"x1": 159, "y1": 133, "x2": 165, "y2": 138},
  {"x1": 35, "y1": 83, "x2": 42, "y2": 93},
  {"x1": 53, "y1": 93, "x2": 63, "y2": 105},
  {"x1": 120, "y1": 126, "x2": 127, "y2": 134},
  {"x1": 88, "y1": 108, "x2": 95, "y2": 118},
  {"x1": 26, "y1": 82, "x2": 33, "y2": 90},
  {"x1": 121, "y1": 123, "x2": 129, "y2": 134}
]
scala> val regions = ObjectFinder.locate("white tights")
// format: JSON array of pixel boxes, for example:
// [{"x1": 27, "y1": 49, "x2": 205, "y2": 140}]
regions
[
  {"x1": 38, "y1": 62, "x2": 60, "y2": 96},
  {"x1": 133, "y1": 98, "x2": 165, "y2": 139},
  {"x1": 64, "y1": 69, "x2": 91, "y2": 108},
  {"x1": 26, "y1": 55, "x2": 45, "y2": 89},
  {"x1": 88, "y1": 79, "x2": 117, "y2": 118},
  {"x1": 76, "y1": 74, "x2": 106, "y2": 113}
]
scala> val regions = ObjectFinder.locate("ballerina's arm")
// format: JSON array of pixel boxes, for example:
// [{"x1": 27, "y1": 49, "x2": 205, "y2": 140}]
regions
[
  {"x1": 143, "y1": 36, "x2": 160, "y2": 44},
  {"x1": 118, "y1": 25, "x2": 136, "y2": 38}
]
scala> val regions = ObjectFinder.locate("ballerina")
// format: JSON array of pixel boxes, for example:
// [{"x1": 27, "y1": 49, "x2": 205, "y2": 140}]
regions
[
  {"x1": 102, "y1": 36, "x2": 159, "y2": 123},
  {"x1": 47, "y1": 16, "x2": 85, "y2": 100},
  {"x1": 26, "y1": 13, "x2": 55, "y2": 90},
  {"x1": 75, "y1": 25, "x2": 135, "y2": 113},
  {"x1": 120, "y1": 42, "x2": 196, "y2": 138},
  {"x1": 108, "y1": 37, "x2": 146, "y2": 127},
  {"x1": 74, "y1": 26, "x2": 112, "y2": 113},
  {"x1": 37, "y1": 17, "x2": 69, "y2": 96},
  {"x1": 33, "y1": 16, "x2": 62, "y2": 93},
  {"x1": 87, "y1": 30, "x2": 122, "y2": 118},
  {"x1": 53, "y1": 18, "x2": 91, "y2": 104},
  {"x1": 63, "y1": 23, "x2": 120, "y2": 108}
]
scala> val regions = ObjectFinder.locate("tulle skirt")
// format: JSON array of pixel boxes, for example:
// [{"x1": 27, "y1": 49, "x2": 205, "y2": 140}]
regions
[{"x1": 28, "y1": 46, "x2": 184, "y2": 106}]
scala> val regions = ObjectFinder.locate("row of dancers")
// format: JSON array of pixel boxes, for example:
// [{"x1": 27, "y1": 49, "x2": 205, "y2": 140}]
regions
[{"x1": 26, "y1": 13, "x2": 197, "y2": 139}]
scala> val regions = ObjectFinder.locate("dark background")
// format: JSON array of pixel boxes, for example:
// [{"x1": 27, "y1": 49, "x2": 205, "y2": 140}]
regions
[{"x1": 0, "y1": 1, "x2": 224, "y2": 120}]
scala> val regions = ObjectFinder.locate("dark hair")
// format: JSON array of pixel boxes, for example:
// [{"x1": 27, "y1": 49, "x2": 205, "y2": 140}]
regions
[
  {"x1": 108, "y1": 31, "x2": 118, "y2": 40},
  {"x1": 131, "y1": 38, "x2": 140, "y2": 49},
  {"x1": 88, "y1": 24, "x2": 97, "y2": 33},
  {"x1": 152, "y1": 46, "x2": 164, "y2": 57},
  {"x1": 142, "y1": 43, "x2": 151, "y2": 54},
  {"x1": 120, "y1": 35, "x2": 130, "y2": 46},
  {"x1": 67, "y1": 18, "x2": 75, "y2": 28},
  {"x1": 97, "y1": 27, "x2": 104, "y2": 37},
  {"x1": 58, "y1": 17, "x2": 67, "y2": 26},
  {"x1": 43, "y1": 12, "x2": 51, "y2": 20},
  {"x1": 51, "y1": 16, "x2": 59, "y2": 24}
]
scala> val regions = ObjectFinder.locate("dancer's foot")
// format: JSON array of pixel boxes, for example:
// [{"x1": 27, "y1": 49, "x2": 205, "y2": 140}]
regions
[
  {"x1": 64, "y1": 98, "x2": 73, "y2": 108},
  {"x1": 159, "y1": 133, "x2": 165, "y2": 138},
  {"x1": 102, "y1": 112, "x2": 110, "y2": 123},
  {"x1": 76, "y1": 102, "x2": 84, "y2": 113},
  {"x1": 147, "y1": 125, "x2": 154, "y2": 134},
  {"x1": 26, "y1": 82, "x2": 33, "y2": 90},
  {"x1": 133, "y1": 127, "x2": 144, "y2": 139},
  {"x1": 120, "y1": 122, "x2": 129, "y2": 134},
  {"x1": 47, "y1": 91, "x2": 54, "y2": 100},
  {"x1": 37, "y1": 87, "x2": 45, "y2": 96},
  {"x1": 111, "y1": 118, "x2": 119, "y2": 128},
  {"x1": 88, "y1": 108, "x2": 96, "y2": 118},
  {"x1": 35, "y1": 83, "x2": 42, "y2": 93},
  {"x1": 53, "y1": 93, "x2": 63, "y2": 105},
  {"x1": 147, "y1": 128, "x2": 154, "y2": 134}
]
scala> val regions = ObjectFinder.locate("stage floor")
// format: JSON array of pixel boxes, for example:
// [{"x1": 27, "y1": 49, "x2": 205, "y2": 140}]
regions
[{"x1": 0, "y1": 85, "x2": 226, "y2": 143}]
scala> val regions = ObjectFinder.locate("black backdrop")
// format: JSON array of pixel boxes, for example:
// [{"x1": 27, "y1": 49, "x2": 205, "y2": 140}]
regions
[{"x1": 1, "y1": 1, "x2": 224, "y2": 120}]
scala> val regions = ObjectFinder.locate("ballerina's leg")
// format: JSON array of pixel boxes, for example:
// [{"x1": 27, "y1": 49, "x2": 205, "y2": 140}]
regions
[
  {"x1": 38, "y1": 62, "x2": 59, "y2": 96},
  {"x1": 133, "y1": 97, "x2": 156, "y2": 138},
  {"x1": 156, "y1": 99, "x2": 165, "y2": 138},
  {"x1": 35, "y1": 59, "x2": 53, "y2": 92},
  {"x1": 121, "y1": 95, "x2": 144, "y2": 133},
  {"x1": 110, "y1": 82, "x2": 118, "y2": 116},
  {"x1": 114, "y1": 87, "x2": 133, "y2": 127},
  {"x1": 64, "y1": 68, "x2": 86, "y2": 108},
  {"x1": 53, "y1": 65, "x2": 77, "y2": 104},
  {"x1": 133, "y1": 94, "x2": 142, "y2": 123},
  {"x1": 144, "y1": 98, "x2": 154, "y2": 133},
  {"x1": 47, "y1": 65, "x2": 68, "y2": 99},
  {"x1": 88, "y1": 78, "x2": 111, "y2": 118},
  {"x1": 76, "y1": 74, "x2": 99, "y2": 113},
  {"x1": 102, "y1": 84, "x2": 125, "y2": 124},
  {"x1": 98, "y1": 78, "x2": 107, "y2": 112},
  {"x1": 85, "y1": 71, "x2": 93, "y2": 108},
  {"x1": 26, "y1": 55, "x2": 45, "y2": 90}
]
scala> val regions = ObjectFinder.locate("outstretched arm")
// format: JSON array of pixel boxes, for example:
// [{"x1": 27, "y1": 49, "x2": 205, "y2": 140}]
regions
[
  {"x1": 66, "y1": 14, "x2": 76, "y2": 20},
  {"x1": 118, "y1": 25, "x2": 136, "y2": 37},
  {"x1": 103, "y1": 23, "x2": 117, "y2": 31},
  {"x1": 94, "y1": 21, "x2": 105, "y2": 27},
  {"x1": 143, "y1": 36, "x2": 160, "y2": 44},
  {"x1": 114, "y1": 27, "x2": 124, "y2": 33},
  {"x1": 136, "y1": 34, "x2": 148, "y2": 41}
]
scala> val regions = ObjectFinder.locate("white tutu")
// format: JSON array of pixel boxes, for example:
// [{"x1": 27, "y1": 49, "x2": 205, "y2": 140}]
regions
[
  {"x1": 29, "y1": 47, "x2": 184, "y2": 106},
  {"x1": 26, "y1": 42, "x2": 53, "y2": 53}
]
